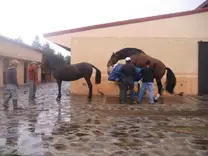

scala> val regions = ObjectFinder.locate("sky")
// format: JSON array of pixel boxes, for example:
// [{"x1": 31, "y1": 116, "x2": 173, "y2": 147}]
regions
[{"x1": 0, "y1": 0, "x2": 205, "y2": 56}]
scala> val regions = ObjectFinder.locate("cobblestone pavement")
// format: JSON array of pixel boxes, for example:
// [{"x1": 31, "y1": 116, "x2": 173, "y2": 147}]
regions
[{"x1": 0, "y1": 82, "x2": 208, "y2": 156}]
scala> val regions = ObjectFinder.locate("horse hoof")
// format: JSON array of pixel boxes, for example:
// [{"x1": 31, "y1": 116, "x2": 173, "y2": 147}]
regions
[
  {"x1": 56, "y1": 98, "x2": 61, "y2": 101},
  {"x1": 88, "y1": 97, "x2": 92, "y2": 101}
]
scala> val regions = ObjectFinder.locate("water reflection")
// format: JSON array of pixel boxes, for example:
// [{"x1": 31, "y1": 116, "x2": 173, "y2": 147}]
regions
[
  {"x1": 0, "y1": 82, "x2": 72, "y2": 155},
  {"x1": 57, "y1": 101, "x2": 62, "y2": 123},
  {"x1": 5, "y1": 111, "x2": 20, "y2": 147},
  {"x1": 16, "y1": 100, "x2": 46, "y2": 155}
]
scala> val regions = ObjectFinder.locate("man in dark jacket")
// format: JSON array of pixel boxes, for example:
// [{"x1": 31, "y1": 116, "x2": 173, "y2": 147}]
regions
[
  {"x1": 3, "y1": 60, "x2": 22, "y2": 109},
  {"x1": 137, "y1": 60, "x2": 155, "y2": 104},
  {"x1": 119, "y1": 57, "x2": 136, "y2": 104}
]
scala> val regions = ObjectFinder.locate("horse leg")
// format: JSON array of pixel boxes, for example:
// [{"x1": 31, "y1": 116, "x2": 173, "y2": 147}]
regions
[
  {"x1": 56, "y1": 80, "x2": 62, "y2": 101},
  {"x1": 154, "y1": 79, "x2": 163, "y2": 102},
  {"x1": 84, "y1": 77, "x2": 93, "y2": 101}
]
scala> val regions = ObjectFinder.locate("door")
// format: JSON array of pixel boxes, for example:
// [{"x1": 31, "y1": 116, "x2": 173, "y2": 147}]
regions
[
  {"x1": 24, "y1": 62, "x2": 28, "y2": 83},
  {"x1": 198, "y1": 41, "x2": 208, "y2": 95},
  {"x1": 3, "y1": 58, "x2": 9, "y2": 85}
]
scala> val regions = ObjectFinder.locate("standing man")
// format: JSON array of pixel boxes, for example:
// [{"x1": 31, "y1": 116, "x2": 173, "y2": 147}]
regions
[
  {"x1": 137, "y1": 60, "x2": 155, "y2": 104},
  {"x1": 28, "y1": 61, "x2": 40, "y2": 100},
  {"x1": 119, "y1": 57, "x2": 136, "y2": 104},
  {"x1": 3, "y1": 60, "x2": 22, "y2": 109}
]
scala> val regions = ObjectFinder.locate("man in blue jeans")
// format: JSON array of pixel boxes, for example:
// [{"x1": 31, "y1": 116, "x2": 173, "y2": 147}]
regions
[{"x1": 137, "y1": 60, "x2": 155, "y2": 104}]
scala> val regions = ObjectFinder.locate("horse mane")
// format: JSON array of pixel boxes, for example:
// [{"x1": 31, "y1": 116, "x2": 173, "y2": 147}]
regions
[
  {"x1": 114, "y1": 48, "x2": 145, "y2": 59},
  {"x1": 44, "y1": 54, "x2": 66, "y2": 70}
]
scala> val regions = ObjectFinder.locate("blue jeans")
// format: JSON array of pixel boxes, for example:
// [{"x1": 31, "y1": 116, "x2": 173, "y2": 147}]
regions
[{"x1": 137, "y1": 82, "x2": 154, "y2": 104}]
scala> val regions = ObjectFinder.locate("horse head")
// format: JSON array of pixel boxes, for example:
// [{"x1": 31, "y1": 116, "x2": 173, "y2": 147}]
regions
[
  {"x1": 107, "y1": 48, "x2": 144, "y2": 67},
  {"x1": 107, "y1": 52, "x2": 119, "y2": 67}
]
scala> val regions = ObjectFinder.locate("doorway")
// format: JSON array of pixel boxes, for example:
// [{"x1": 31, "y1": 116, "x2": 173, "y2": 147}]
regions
[
  {"x1": 198, "y1": 41, "x2": 208, "y2": 95},
  {"x1": 24, "y1": 62, "x2": 28, "y2": 83},
  {"x1": 3, "y1": 58, "x2": 9, "y2": 85}
]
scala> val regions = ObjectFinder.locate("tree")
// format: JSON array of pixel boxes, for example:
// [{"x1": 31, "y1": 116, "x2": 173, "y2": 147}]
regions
[
  {"x1": 31, "y1": 35, "x2": 42, "y2": 50},
  {"x1": 31, "y1": 35, "x2": 69, "y2": 65},
  {"x1": 56, "y1": 52, "x2": 65, "y2": 60},
  {"x1": 42, "y1": 42, "x2": 55, "y2": 55},
  {"x1": 65, "y1": 55, "x2": 71, "y2": 64},
  {"x1": 14, "y1": 37, "x2": 24, "y2": 43}
]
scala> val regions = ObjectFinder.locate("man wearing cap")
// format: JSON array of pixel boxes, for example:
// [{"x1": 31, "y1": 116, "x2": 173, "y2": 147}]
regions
[
  {"x1": 28, "y1": 61, "x2": 40, "y2": 100},
  {"x1": 3, "y1": 60, "x2": 22, "y2": 109},
  {"x1": 119, "y1": 57, "x2": 136, "y2": 104}
]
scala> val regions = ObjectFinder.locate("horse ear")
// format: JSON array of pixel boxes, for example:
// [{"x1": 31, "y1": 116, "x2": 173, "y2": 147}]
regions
[{"x1": 112, "y1": 52, "x2": 115, "y2": 56}]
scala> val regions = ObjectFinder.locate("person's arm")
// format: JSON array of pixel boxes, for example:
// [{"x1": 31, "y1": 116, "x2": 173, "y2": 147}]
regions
[
  {"x1": 36, "y1": 73, "x2": 40, "y2": 84},
  {"x1": 35, "y1": 67, "x2": 39, "y2": 83},
  {"x1": 133, "y1": 65, "x2": 137, "y2": 77},
  {"x1": 140, "y1": 68, "x2": 144, "y2": 76},
  {"x1": 151, "y1": 67, "x2": 155, "y2": 78},
  {"x1": 29, "y1": 66, "x2": 39, "y2": 80},
  {"x1": 28, "y1": 66, "x2": 36, "y2": 74},
  {"x1": 120, "y1": 65, "x2": 123, "y2": 73}
]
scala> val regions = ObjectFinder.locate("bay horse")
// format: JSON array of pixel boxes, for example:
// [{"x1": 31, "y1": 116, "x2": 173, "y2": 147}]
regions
[
  {"x1": 107, "y1": 48, "x2": 176, "y2": 102},
  {"x1": 42, "y1": 54, "x2": 101, "y2": 101}
]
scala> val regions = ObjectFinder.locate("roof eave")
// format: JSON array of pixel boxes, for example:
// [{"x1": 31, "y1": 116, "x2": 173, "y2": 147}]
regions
[
  {"x1": 195, "y1": 0, "x2": 208, "y2": 10},
  {"x1": 43, "y1": 8, "x2": 208, "y2": 37},
  {"x1": 0, "y1": 35, "x2": 43, "y2": 53},
  {"x1": 53, "y1": 42, "x2": 71, "y2": 51}
]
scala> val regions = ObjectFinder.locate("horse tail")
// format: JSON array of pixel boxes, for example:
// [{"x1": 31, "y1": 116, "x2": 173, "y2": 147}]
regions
[
  {"x1": 165, "y1": 67, "x2": 176, "y2": 94},
  {"x1": 91, "y1": 65, "x2": 102, "y2": 84}
]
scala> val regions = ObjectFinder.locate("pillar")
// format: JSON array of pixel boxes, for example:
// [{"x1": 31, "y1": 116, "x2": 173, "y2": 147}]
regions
[
  {"x1": 16, "y1": 60, "x2": 24, "y2": 85},
  {"x1": 0, "y1": 57, "x2": 3, "y2": 87}
]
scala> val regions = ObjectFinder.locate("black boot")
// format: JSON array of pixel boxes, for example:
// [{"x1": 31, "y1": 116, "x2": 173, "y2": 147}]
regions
[
  {"x1": 3, "y1": 103, "x2": 9, "y2": 110},
  {"x1": 3, "y1": 99, "x2": 10, "y2": 110},
  {"x1": 13, "y1": 100, "x2": 22, "y2": 110}
]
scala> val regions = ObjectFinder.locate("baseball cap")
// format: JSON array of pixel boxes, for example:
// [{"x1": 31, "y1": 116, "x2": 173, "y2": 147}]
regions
[{"x1": 125, "y1": 57, "x2": 131, "y2": 61}]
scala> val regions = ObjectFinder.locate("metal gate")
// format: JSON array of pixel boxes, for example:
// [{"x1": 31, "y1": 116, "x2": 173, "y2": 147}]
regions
[{"x1": 198, "y1": 41, "x2": 208, "y2": 95}]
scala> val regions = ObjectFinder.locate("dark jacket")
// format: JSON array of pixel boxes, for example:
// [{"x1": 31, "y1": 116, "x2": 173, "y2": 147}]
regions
[
  {"x1": 6, "y1": 67, "x2": 18, "y2": 86},
  {"x1": 120, "y1": 63, "x2": 136, "y2": 82},
  {"x1": 141, "y1": 66, "x2": 154, "y2": 82}
]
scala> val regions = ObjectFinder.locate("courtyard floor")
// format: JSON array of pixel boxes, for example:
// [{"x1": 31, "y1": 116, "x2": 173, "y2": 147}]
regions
[{"x1": 0, "y1": 82, "x2": 208, "y2": 156}]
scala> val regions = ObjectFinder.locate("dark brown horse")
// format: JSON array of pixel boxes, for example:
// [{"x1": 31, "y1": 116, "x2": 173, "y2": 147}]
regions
[
  {"x1": 43, "y1": 54, "x2": 101, "y2": 101},
  {"x1": 107, "y1": 48, "x2": 176, "y2": 102}
]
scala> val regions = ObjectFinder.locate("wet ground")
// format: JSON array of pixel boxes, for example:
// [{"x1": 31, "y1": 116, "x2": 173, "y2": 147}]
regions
[{"x1": 0, "y1": 82, "x2": 208, "y2": 156}]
